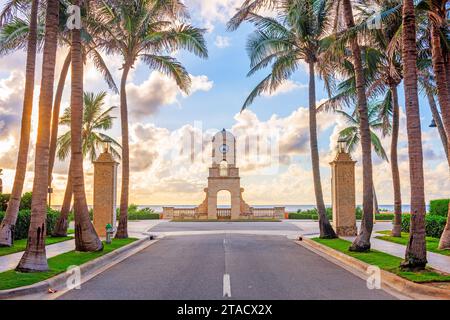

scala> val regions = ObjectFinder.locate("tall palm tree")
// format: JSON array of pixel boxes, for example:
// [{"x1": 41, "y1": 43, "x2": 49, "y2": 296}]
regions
[
  {"x1": 319, "y1": 0, "x2": 404, "y2": 237},
  {"x1": 339, "y1": 0, "x2": 374, "y2": 252},
  {"x1": 16, "y1": 0, "x2": 59, "y2": 272},
  {"x1": 90, "y1": 0, "x2": 208, "y2": 238},
  {"x1": 401, "y1": 0, "x2": 427, "y2": 270},
  {"x1": 0, "y1": 0, "x2": 39, "y2": 247},
  {"x1": 48, "y1": 1, "x2": 118, "y2": 205},
  {"x1": 53, "y1": 91, "x2": 121, "y2": 237},
  {"x1": 0, "y1": 0, "x2": 117, "y2": 243},
  {"x1": 422, "y1": 0, "x2": 450, "y2": 250},
  {"x1": 227, "y1": 0, "x2": 337, "y2": 238},
  {"x1": 70, "y1": 0, "x2": 103, "y2": 252}
]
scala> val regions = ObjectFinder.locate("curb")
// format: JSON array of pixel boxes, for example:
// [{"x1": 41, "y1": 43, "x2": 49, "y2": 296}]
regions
[
  {"x1": 0, "y1": 236, "x2": 153, "y2": 299},
  {"x1": 298, "y1": 237, "x2": 450, "y2": 300}
]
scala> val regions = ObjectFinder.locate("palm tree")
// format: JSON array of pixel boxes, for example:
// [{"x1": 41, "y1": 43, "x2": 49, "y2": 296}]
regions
[
  {"x1": 53, "y1": 91, "x2": 121, "y2": 237},
  {"x1": 0, "y1": 0, "x2": 39, "y2": 247},
  {"x1": 400, "y1": 0, "x2": 427, "y2": 270},
  {"x1": 90, "y1": 0, "x2": 208, "y2": 238},
  {"x1": 0, "y1": 0, "x2": 117, "y2": 244},
  {"x1": 16, "y1": 0, "x2": 59, "y2": 272},
  {"x1": 319, "y1": 0, "x2": 404, "y2": 237},
  {"x1": 48, "y1": 1, "x2": 118, "y2": 205},
  {"x1": 422, "y1": 0, "x2": 450, "y2": 250},
  {"x1": 339, "y1": 0, "x2": 374, "y2": 252},
  {"x1": 334, "y1": 104, "x2": 389, "y2": 162},
  {"x1": 227, "y1": 0, "x2": 337, "y2": 238},
  {"x1": 70, "y1": 0, "x2": 103, "y2": 252}
]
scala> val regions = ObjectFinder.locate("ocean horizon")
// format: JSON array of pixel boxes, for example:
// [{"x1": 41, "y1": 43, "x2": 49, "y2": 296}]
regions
[{"x1": 52, "y1": 204, "x2": 429, "y2": 213}]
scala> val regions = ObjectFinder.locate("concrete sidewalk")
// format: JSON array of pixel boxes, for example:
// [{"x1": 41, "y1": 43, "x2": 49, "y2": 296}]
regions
[{"x1": 0, "y1": 220, "x2": 166, "y2": 273}]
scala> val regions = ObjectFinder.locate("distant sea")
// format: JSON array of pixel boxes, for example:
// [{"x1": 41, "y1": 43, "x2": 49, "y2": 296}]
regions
[
  {"x1": 51, "y1": 204, "x2": 429, "y2": 213},
  {"x1": 133, "y1": 204, "x2": 428, "y2": 213}
]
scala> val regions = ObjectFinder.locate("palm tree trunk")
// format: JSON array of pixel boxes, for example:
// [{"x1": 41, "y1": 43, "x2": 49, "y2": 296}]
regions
[
  {"x1": 16, "y1": 0, "x2": 59, "y2": 272},
  {"x1": 373, "y1": 184, "x2": 379, "y2": 216},
  {"x1": 0, "y1": 0, "x2": 39, "y2": 248},
  {"x1": 52, "y1": 161, "x2": 73, "y2": 237},
  {"x1": 342, "y1": 0, "x2": 373, "y2": 252},
  {"x1": 309, "y1": 62, "x2": 336, "y2": 238},
  {"x1": 390, "y1": 85, "x2": 402, "y2": 237},
  {"x1": 48, "y1": 52, "x2": 71, "y2": 193},
  {"x1": 401, "y1": 0, "x2": 427, "y2": 270},
  {"x1": 426, "y1": 89, "x2": 448, "y2": 161},
  {"x1": 431, "y1": 26, "x2": 450, "y2": 249},
  {"x1": 70, "y1": 0, "x2": 102, "y2": 252},
  {"x1": 115, "y1": 63, "x2": 131, "y2": 239}
]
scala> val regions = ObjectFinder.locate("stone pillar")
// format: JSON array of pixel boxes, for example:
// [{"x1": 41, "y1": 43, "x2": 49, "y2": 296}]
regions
[
  {"x1": 207, "y1": 192, "x2": 218, "y2": 220},
  {"x1": 231, "y1": 192, "x2": 241, "y2": 219},
  {"x1": 93, "y1": 149, "x2": 119, "y2": 237},
  {"x1": 330, "y1": 151, "x2": 357, "y2": 236}
]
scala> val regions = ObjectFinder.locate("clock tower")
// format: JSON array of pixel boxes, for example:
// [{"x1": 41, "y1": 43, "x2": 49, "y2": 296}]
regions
[
  {"x1": 197, "y1": 129, "x2": 250, "y2": 220},
  {"x1": 212, "y1": 128, "x2": 236, "y2": 167}
]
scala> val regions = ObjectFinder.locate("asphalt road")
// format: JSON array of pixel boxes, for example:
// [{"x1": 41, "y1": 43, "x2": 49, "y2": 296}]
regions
[{"x1": 59, "y1": 234, "x2": 395, "y2": 300}]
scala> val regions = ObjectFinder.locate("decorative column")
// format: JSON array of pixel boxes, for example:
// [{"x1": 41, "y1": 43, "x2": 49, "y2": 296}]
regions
[
  {"x1": 330, "y1": 150, "x2": 357, "y2": 236},
  {"x1": 93, "y1": 148, "x2": 119, "y2": 237}
]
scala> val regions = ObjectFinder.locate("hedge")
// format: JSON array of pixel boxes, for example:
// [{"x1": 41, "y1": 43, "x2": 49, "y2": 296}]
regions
[
  {"x1": 0, "y1": 192, "x2": 33, "y2": 211},
  {"x1": 401, "y1": 214, "x2": 447, "y2": 238},
  {"x1": 289, "y1": 207, "x2": 393, "y2": 221},
  {"x1": 430, "y1": 199, "x2": 449, "y2": 217},
  {"x1": 117, "y1": 205, "x2": 160, "y2": 220},
  {"x1": 0, "y1": 209, "x2": 60, "y2": 240}
]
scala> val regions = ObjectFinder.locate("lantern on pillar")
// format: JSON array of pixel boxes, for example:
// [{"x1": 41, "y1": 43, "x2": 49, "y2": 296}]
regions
[{"x1": 337, "y1": 137, "x2": 348, "y2": 153}]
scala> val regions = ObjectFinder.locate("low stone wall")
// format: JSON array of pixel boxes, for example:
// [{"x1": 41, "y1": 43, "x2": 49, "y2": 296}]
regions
[{"x1": 163, "y1": 206, "x2": 285, "y2": 220}]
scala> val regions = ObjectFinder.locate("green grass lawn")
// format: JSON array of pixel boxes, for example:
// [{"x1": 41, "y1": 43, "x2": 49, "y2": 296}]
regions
[
  {"x1": 313, "y1": 238, "x2": 450, "y2": 283},
  {"x1": 375, "y1": 230, "x2": 450, "y2": 257},
  {"x1": 0, "y1": 237, "x2": 73, "y2": 257},
  {"x1": 0, "y1": 238, "x2": 137, "y2": 290}
]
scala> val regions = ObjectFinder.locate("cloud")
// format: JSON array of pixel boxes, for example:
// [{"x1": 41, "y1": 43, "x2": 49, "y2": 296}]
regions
[
  {"x1": 261, "y1": 80, "x2": 308, "y2": 97},
  {"x1": 185, "y1": 0, "x2": 244, "y2": 31},
  {"x1": 214, "y1": 35, "x2": 231, "y2": 48},
  {"x1": 125, "y1": 72, "x2": 213, "y2": 120}
]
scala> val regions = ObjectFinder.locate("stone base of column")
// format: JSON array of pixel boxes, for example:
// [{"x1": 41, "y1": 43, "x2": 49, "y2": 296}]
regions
[{"x1": 336, "y1": 225, "x2": 357, "y2": 237}]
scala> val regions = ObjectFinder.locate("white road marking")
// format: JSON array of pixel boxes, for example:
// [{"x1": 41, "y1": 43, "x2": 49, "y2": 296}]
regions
[{"x1": 223, "y1": 273, "x2": 231, "y2": 298}]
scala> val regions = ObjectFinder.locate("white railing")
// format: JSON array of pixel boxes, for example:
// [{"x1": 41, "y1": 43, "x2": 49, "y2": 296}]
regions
[
  {"x1": 252, "y1": 208, "x2": 275, "y2": 217},
  {"x1": 217, "y1": 208, "x2": 231, "y2": 218},
  {"x1": 173, "y1": 208, "x2": 197, "y2": 218}
]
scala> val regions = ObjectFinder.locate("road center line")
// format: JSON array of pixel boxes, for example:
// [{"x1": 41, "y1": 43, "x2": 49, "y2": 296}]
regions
[{"x1": 223, "y1": 273, "x2": 231, "y2": 298}]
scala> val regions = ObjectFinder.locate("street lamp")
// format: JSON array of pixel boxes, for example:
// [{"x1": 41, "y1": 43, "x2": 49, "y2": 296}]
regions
[
  {"x1": 429, "y1": 119, "x2": 437, "y2": 128},
  {"x1": 337, "y1": 138, "x2": 348, "y2": 153}
]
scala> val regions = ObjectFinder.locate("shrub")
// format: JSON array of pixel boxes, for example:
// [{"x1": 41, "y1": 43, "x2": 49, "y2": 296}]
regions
[
  {"x1": 116, "y1": 205, "x2": 160, "y2": 220},
  {"x1": 19, "y1": 192, "x2": 33, "y2": 210},
  {"x1": 0, "y1": 209, "x2": 60, "y2": 240},
  {"x1": 401, "y1": 214, "x2": 447, "y2": 238},
  {"x1": 429, "y1": 199, "x2": 449, "y2": 217},
  {"x1": 375, "y1": 213, "x2": 394, "y2": 221},
  {"x1": 0, "y1": 193, "x2": 10, "y2": 211},
  {"x1": 289, "y1": 213, "x2": 316, "y2": 220}
]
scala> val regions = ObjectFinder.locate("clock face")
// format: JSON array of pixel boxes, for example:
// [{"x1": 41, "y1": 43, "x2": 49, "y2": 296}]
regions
[{"x1": 219, "y1": 144, "x2": 229, "y2": 154}]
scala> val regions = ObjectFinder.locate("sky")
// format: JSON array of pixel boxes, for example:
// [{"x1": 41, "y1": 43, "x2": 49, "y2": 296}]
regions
[{"x1": 0, "y1": 0, "x2": 449, "y2": 206}]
